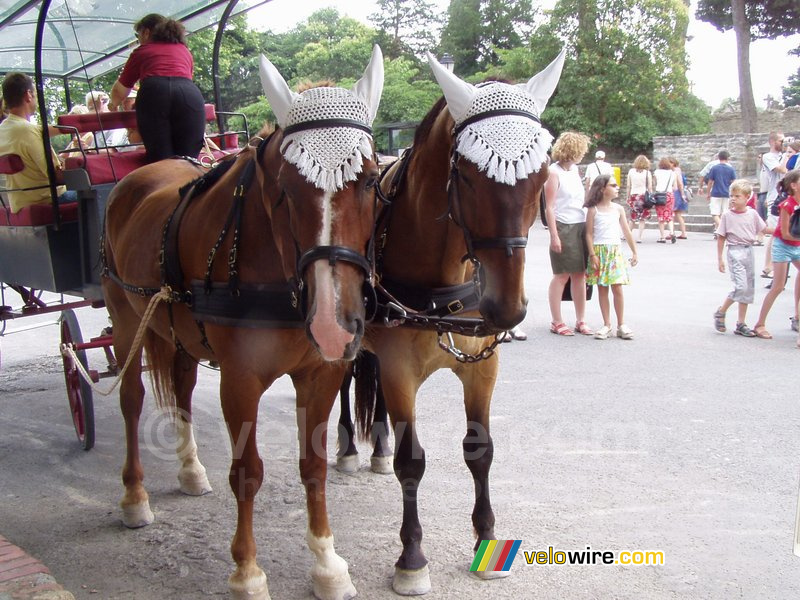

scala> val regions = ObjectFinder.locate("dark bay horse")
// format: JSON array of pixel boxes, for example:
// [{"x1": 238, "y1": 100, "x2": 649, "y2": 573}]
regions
[
  {"x1": 102, "y1": 47, "x2": 384, "y2": 600},
  {"x1": 351, "y1": 50, "x2": 566, "y2": 595}
]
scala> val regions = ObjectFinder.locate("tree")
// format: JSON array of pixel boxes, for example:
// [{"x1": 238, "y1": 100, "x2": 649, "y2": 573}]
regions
[
  {"x1": 695, "y1": 0, "x2": 800, "y2": 132},
  {"x1": 440, "y1": 0, "x2": 483, "y2": 75},
  {"x1": 369, "y1": 0, "x2": 442, "y2": 59},
  {"x1": 480, "y1": 0, "x2": 710, "y2": 152},
  {"x1": 784, "y1": 65, "x2": 800, "y2": 107}
]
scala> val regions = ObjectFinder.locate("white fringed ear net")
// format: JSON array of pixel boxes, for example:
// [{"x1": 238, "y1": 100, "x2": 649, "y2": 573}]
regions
[
  {"x1": 280, "y1": 87, "x2": 374, "y2": 193},
  {"x1": 455, "y1": 83, "x2": 553, "y2": 186}
]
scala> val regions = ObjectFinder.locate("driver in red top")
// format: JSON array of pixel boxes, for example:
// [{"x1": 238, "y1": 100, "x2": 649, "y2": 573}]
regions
[{"x1": 110, "y1": 13, "x2": 205, "y2": 163}]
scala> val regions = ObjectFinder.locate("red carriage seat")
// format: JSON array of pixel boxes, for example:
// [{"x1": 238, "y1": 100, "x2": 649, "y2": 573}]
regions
[
  {"x1": 0, "y1": 153, "x2": 79, "y2": 226},
  {"x1": 57, "y1": 104, "x2": 231, "y2": 184}
]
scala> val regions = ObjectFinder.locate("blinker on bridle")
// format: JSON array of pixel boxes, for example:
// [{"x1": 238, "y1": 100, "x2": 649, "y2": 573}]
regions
[
  {"x1": 448, "y1": 108, "x2": 541, "y2": 263},
  {"x1": 274, "y1": 118, "x2": 380, "y2": 318}
]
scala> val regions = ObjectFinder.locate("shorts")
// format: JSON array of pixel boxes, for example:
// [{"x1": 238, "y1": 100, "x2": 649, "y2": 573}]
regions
[
  {"x1": 673, "y1": 188, "x2": 688, "y2": 212},
  {"x1": 726, "y1": 245, "x2": 755, "y2": 304},
  {"x1": 549, "y1": 221, "x2": 588, "y2": 274},
  {"x1": 771, "y1": 237, "x2": 800, "y2": 263},
  {"x1": 709, "y1": 196, "x2": 728, "y2": 216}
]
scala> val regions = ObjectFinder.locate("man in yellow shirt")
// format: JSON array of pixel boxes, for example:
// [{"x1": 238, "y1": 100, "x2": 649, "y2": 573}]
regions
[{"x1": 0, "y1": 72, "x2": 76, "y2": 213}]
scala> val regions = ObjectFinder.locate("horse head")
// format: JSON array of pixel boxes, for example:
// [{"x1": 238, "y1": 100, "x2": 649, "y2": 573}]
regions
[
  {"x1": 258, "y1": 46, "x2": 384, "y2": 361},
  {"x1": 427, "y1": 49, "x2": 565, "y2": 331}
]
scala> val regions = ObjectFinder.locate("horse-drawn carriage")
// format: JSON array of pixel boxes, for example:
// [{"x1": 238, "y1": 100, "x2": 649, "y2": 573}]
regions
[
  {"x1": 0, "y1": 0, "x2": 264, "y2": 449},
  {"x1": 2, "y1": 2, "x2": 569, "y2": 597}
]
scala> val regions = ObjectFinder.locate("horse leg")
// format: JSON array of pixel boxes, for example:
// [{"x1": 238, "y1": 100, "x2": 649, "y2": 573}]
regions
[
  {"x1": 222, "y1": 371, "x2": 269, "y2": 600},
  {"x1": 294, "y1": 367, "x2": 356, "y2": 600},
  {"x1": 335, "y1": 367, "x2": 360, "y2": 474},
  {"x1": 369, "y1": 355, "x2": 393, "y2": 475},
  {"x1": 114, "y1": 310, "x2": 154, "y2": 528},
  {"x1": 456, "y1": 355, "x2": 504, "y2": 580},
  {"x1": 380, "y1": 367, "x2": 430, "y2": 595},
  {"x1": 173, "y1": 351, "x2": 212, "y2": 496}
]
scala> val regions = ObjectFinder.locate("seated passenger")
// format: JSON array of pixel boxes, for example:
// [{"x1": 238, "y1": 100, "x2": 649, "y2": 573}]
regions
[
  {"x1": 107, "y1": 88, "x2": 142, "y2": 152},
  {"x1": 62, "y1": 104, "x2": 97, "y2": 157},
  {"x1": 0, "y1": 72, "x2": 78, "y2": 213},
  {"x1": 85, "y1": 90, "x2": 117, "y2": 150}
]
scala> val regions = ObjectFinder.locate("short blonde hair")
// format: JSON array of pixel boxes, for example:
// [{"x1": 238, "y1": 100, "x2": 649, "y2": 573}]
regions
[
  {"x1": 551, "y1": 131, "x2": 589, "y2": 164},
  {"x1": 730, "y1": 179, "x2": 752, "y2": 197},
  {"x1": 85, "y1": 90, "x2": 109, "y2": 109},
  {"x1": 632, "y1": 154, "x2": 650, "y2": 170}
]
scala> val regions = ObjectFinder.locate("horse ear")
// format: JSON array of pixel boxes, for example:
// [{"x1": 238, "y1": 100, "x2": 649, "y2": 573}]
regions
[
  {"x1": 520, "y1": 48, "x2": 566, "y2": 114},
  {"x1": 426, "y1": 51, "x2": 476, "y2": 123},
  {"x1": 351, "y1": 45, "x2": 384, "y2": 125},
  {"x1": 259, "y1": 54, "x2": 300, "y2": 129}
]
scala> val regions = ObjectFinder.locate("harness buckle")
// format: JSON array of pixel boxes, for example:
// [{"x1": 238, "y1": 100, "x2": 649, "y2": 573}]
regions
[
  {"x1": 447, "y1": 299, "x2": 464, "y2": 314},
  {"x1": 137, "y1": 287, "x2": 147, "y2": 297}
]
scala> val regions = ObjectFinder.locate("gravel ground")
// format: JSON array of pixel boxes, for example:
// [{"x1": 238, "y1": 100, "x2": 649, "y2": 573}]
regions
[{"x1": 1, "y1": 227, "x2": 799, "y2": 599}]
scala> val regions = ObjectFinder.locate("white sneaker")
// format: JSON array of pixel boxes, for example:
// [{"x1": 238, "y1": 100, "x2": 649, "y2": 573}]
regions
[
  {"x1": 617, "y1": 324, "x2": 634, "y2": 340},
  {"x1": 594, "y1": 325, "x2": 612, "y2": 340}
]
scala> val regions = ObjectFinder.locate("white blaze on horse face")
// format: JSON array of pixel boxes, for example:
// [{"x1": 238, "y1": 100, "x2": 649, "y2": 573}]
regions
[{"x1": 309, "y1": 191, "x2": 354, "y2": 360}]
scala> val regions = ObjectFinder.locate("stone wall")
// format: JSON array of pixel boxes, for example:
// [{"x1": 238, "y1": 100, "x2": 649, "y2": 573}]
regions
[
  {"x1": 651, "y1": 131, "x2": 800, "y2": 190},
  {"x1": 712, "y1": 106, "x2": 800, "y2": 135}
]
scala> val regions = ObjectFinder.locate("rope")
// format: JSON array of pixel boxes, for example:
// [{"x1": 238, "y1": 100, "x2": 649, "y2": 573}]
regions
[{"x1": 60, "y1": 287, "x2": 172, "y2": 397}]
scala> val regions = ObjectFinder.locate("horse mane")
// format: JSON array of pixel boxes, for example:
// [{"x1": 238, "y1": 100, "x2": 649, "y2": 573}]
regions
[{"x1": 411, "y1": 96, "x2": 448, "y2": 148}]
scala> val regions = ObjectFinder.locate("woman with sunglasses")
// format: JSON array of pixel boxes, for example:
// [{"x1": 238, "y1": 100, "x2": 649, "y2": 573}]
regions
[{"x1": 110, "y1": 13, "x2": 206, "y2": 163}]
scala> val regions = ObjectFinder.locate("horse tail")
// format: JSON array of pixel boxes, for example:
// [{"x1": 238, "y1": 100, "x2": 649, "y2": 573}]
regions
[
  {"x1": 142, "y1": 330, "x2": 178, "y2": 412},
  {"x1": 353, "y1": 351, "x2": 379, "y2": 440}
]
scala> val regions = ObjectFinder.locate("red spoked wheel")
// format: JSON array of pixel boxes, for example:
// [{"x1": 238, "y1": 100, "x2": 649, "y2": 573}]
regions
[{"x1": 60, "y1": 309, "x2": 95, "y2": 450}]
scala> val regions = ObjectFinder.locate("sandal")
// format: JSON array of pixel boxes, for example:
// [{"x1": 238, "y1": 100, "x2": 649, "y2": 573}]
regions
[
  {"x1": 676, "y1": 235, "x2": 688, "y2": 239},
  {"x1": 753, "y1": 325, "x2": 772, "y2": 339},
  {"x1": 656, "y1": 238, "x2": 666, "y2": 243},
  {"x1": 574, "y1": 321, "x2": 594, "y2": 336},
  {"x1": 713, "y1": 309, "x2": 726, "y2": 333},
  {"x1": 760, "y1": 269, "x2": 773, "y2": 279},
  {"x1": 734, "y1": 322, "x2": 756, "y2": 337},
  {"x1": 791, "y1": 316, "x2": 799, "y2": 333},
  {"x1": 550, "y1": 322, "x2": 574, "y2": 336}
]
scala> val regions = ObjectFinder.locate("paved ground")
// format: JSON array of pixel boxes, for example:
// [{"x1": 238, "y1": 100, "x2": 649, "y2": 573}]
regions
[{"x1": 0, "y1": 225, "x2": 799, "y2": 599}]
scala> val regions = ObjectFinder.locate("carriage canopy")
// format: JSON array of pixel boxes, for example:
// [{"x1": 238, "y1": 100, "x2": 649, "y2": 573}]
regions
[{"x1": 0, "y1": 0, "x2": 272, "y2": 80}]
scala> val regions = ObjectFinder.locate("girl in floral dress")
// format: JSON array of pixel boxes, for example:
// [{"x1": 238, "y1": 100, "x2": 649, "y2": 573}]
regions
[{"x1": 585, "y1": 174, "x2": 639, "y2": 339}]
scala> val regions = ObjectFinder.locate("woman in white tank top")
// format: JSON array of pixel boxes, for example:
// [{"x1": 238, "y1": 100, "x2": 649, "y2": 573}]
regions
[
  {"x1": 544, "y1": 131, "x2": 593, "y2": 336},
  {"x1": 585, "y1": 173, "x2": 639, "y2": 339},
  {"x1": 625, "y1": 154, "x2": 652, "y2": 242}
]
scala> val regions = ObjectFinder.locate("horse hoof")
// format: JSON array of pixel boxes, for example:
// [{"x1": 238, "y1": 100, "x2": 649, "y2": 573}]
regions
[
  {"x1": 312, "y1": 573, "x2": 357, "y2": 600},
  {"x1": 229, "y1": 566, "x2": 270, "y2": 600},
  {"x1": 335, "y1": 454, "x2": 360, "y2": 474},
  {"x1": 393, "y1": 565, "x2": 431, "y2": 596},
  {"x1": 121, "y1": 501, "x2": 154, "y2": 529},
  {"x1": 178, "y1": 468, "x2": 213, "y2": 496},
  {"x1": 472, "y1": 568, "x2": 510, "y2": 580},
  {"x1": 370, "y1": 455, "x2": 393, "y2": 474}
]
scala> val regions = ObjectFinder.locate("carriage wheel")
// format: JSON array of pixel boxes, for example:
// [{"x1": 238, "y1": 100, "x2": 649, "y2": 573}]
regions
[{"x1": 60, "y1": 309, "x2": 95, "y2": 451}]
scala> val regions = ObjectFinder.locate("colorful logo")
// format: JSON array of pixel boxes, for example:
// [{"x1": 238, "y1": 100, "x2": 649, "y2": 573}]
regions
[{"x1": 470, "y1": 540, "x2": 522, "y2": 572}]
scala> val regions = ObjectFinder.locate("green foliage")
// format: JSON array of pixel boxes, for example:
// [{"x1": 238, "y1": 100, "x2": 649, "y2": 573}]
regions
[
  {"x1": 440, "y1": 0, "x2": 536, "y2": 76},
  {"x1": 696, "y1": 0, "x2": 800, "y2": 39},
  {"x1": 482, "y1": 0, "x2": 711, "y2": 152},
  {"x1": 784, "y1": 67, "x2": 800, "y2": 107},
  {"x1": 369, "y1": 0, "x2": 442, "y2": 59}
]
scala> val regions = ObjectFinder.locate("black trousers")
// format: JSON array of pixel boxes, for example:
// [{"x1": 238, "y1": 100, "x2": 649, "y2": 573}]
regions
[{"x1": 136, "y1": 76, "x2": 206, "y2": 163}]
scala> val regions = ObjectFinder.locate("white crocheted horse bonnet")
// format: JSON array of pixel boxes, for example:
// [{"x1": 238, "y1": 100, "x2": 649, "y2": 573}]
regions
[
  {"x1": 281, "y1": 87, "x2": 373, "y2": 193},
  {"x1": 455, "y1": 83, "x2": 553, "y2": 186}
]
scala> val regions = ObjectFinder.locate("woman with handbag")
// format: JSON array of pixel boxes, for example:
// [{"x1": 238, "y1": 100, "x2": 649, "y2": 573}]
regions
[
  {"x1": 653, "y1": 157, "x2": 677, "y2": 243},
  {"x1": 545, "y1": 131, "x2": 594, "y2": 336},
  {"x1": 626, "y1": 154, "x2": 653, "y2": 243},
  {"x1": 752, "y1": 169, "x2": 800, "y2": 342}
]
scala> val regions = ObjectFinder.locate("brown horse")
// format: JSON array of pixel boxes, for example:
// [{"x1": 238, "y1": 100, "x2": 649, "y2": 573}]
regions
[
  {"x1": 352, "y1": 50, "x2": 566, "y2": 595},
  {"x1": 102, "y1": 48, "x2": 384, "y2": 600}
]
